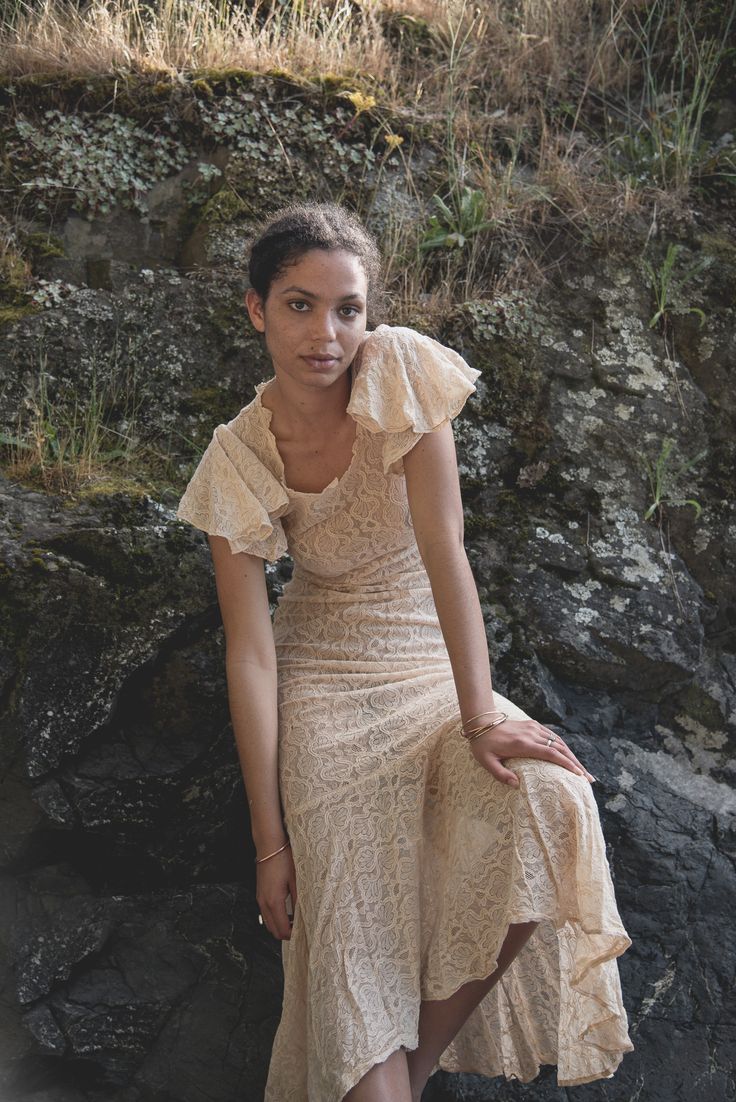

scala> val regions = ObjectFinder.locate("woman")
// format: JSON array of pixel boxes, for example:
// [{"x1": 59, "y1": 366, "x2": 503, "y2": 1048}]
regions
[{"x1": 176, "y1": 200, "x2": 634, "y2": 1102}]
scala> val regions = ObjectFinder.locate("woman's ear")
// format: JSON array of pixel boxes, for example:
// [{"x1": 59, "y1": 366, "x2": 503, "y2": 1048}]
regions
[{"x1": 245, "y1": 288, "x2": 266, "y2": 333}]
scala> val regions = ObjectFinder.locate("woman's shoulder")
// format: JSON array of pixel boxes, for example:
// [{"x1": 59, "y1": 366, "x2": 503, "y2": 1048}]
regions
[{"x1": 357, "y1": 323, "x2": 478, "y2": 367}]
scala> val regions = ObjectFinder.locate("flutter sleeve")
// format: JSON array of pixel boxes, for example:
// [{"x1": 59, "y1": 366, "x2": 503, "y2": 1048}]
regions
[
  {"x1": 175, "y1": 423, "x2": 290, "y2": 562},
  {"x1": 346, "y1": 324, "x2": 481, "y2": 476}
]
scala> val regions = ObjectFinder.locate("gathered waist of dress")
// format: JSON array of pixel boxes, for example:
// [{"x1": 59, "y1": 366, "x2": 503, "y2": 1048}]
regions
[{"x1": 286, "y1": 560, "x2": 431, "y2": 596}]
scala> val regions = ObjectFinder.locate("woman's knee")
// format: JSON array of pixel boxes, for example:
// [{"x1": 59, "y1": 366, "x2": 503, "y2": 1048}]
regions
[{"x1": 513, "y1": 757, "x2": 589, "y2": 839}]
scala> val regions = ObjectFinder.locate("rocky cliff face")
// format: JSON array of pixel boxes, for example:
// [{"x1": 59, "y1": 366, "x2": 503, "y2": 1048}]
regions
[{"x1": 1, "y1": 72, "x2": 735, "y2": 1102}]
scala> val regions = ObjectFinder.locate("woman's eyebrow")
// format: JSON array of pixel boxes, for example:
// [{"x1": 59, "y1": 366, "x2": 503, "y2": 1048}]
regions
[{"x1": 279, "y1": 286, "x2": 365, "y2": 301}]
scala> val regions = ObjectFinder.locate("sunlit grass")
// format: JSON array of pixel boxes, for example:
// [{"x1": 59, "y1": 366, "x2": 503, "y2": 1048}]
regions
[{"x1": 0, "y1": 0, "x2": 391, "y2": 82}]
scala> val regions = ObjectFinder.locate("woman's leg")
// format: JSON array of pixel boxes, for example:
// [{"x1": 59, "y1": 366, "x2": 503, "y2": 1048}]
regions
[
  {"x1": 342, "y1": 1046, "x2": 413, "y2": 1102},
  {"x1": 406, "y1": 919, "x2": 540, "y2": 1102},
  {"x1": 341, "y1": 920, "x2": 539, "y2": 1102}
]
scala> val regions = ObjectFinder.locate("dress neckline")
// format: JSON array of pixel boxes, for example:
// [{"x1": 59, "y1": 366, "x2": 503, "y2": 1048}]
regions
[{"x1": 254, "y1": 379, "x2": 362, "y2": 497}]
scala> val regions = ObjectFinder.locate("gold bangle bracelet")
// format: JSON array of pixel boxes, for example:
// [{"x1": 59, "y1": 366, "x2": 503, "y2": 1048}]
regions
[
  {"x1": 462, "y1": 708, "x2": 506, "y2": 730},
  {"x1": 461, "y1": 713, "x2": 509, "y2": 740},
  {"x1": 462, "y1": 712, "x2": 509, "y2": 737},
  {"x1": 466, "y1": 726, "x2": 494, "y2": 743},
  {"x1": 255, "y1": 839, "x2": 291, "y2": 864}
]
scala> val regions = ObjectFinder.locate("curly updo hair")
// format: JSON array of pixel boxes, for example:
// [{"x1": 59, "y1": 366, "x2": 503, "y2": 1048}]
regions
[{"x1": 247, "y1": 201, "x2": 386, "y2": 324}]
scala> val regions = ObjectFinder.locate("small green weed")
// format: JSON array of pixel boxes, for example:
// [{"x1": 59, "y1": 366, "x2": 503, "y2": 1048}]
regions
[
  {"x1": 642, "y1": 242, "x2": 708, "y2": 329},
  {"x1": 419, "y1": 187, "x2": 495, "y2": 252},
  {"x1": 641, "y1": 435, "x2": 706, "y2": 522}
]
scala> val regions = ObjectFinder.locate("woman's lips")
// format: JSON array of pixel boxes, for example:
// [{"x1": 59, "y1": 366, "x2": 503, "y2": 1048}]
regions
[{"x1": 302, "y1": 356, "x2": 338, "y2": 368}]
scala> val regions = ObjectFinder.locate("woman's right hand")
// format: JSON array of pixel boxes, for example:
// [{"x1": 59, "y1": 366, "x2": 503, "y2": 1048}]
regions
[
  {"x1": 256, "y1": 847, "x2": 298, "y2": 941},
  {"x1": 468, "y1": 717, "x2": 595, "y2": 787}
]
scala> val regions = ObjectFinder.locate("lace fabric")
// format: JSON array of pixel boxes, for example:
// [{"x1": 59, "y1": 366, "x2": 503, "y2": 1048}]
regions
[
  {"x1": 175, "y1": 421, "x2": 290, "y2": 560},
  {"x1": 174, "y1": 326, "x2": 634, "y2": 1101}
]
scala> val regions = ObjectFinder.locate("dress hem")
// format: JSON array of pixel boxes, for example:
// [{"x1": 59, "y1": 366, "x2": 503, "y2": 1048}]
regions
[
  {"x1": 431, "y1": 913, "x2": 633, "y2": 1088},
  {"x1": 335, "y1": 1031, "x2": 419, "y2": 1102},
  {"x1": 436, "y1": 1054, "x2": 626, "y2": 1088}
]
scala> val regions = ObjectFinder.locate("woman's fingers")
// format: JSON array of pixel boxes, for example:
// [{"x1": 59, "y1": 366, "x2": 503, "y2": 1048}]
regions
[
  {"x1": 546, "y1": 745, "x2": 589, "y2": 777},
  {"x1": 470, "y1": 745, "x2": 520, "y2": 787},
  {"x1": 257, "y1": 853, "x2": 298, "y2": 940},
  {"x1": 262, "y1": 899, "x2": 291, "y2": 941},
  {"x1": 469, "y1": 718, "x2": 595, "y2": 783},
  {"x1": 469, "y1": 722, "x2": 594, "y2": 784},
  {"x1": 541, "y1": 731, "x2": 594, "y2": 780}
]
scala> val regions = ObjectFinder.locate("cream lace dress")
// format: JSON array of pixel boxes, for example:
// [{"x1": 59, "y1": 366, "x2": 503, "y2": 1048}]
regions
[{"x1": 175, "y1": 325, "x2": 634, "y2": 1102}]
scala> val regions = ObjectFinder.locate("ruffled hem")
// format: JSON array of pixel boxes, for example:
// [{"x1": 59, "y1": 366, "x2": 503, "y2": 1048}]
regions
[
  {"x1": 434, "y1": 914, "x2": 633, "y2": 1088},
  {"x1": 268, "y1": 913, "x2": 633, "y2": 1102},
  {"x1": 176, "y1": 423, "x2": 290, "y2": 561}
]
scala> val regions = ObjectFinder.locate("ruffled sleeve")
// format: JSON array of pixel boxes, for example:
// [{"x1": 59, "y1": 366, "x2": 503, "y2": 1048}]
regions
[
  {"x1": 347, "y1": 324, "x2": 481, "y2": 476},
  {"x1": 175, "y1": 423, "x2": 290, "y2": 562}
]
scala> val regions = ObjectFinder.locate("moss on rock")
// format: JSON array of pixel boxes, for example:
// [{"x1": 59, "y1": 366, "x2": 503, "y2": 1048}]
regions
[{"x1": 200, "y1": 188, "x2": 250, "y2": 226}]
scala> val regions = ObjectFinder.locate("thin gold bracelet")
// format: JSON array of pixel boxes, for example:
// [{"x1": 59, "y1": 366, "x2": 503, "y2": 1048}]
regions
[
  {"x1": 462, "y1": 712, "x2": 509, "y2": 737},
  {"x1": 462, "y1": 708, "x2": 506, "y2": 731},
  {"x1": 461, "y1": 713, "x2": 509, "y2": 741},
  {"x1": 466, "y1": 721, "x2": 505, "y2": 743},
  {"x1": 255, "y1": 839, "x2": 291, "y2": 864}
]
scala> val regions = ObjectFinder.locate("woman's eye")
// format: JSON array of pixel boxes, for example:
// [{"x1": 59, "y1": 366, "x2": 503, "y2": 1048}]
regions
[{"x1": 340, "y1": 305, "x2": 361, "y2": 317}]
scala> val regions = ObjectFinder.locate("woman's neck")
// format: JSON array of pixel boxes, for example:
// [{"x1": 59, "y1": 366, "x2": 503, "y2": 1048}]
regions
[{"x1": 261, "y1": 363, "x2": 353, "y2": 440}]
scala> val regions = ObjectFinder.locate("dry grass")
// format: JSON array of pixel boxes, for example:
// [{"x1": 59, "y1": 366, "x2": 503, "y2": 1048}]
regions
[
  {"x1": 0, "y1": 0, "x2": 392, "y2": 81},
  {"x1": 0, "y1": 1, "x2": 648, "y2": 109}
]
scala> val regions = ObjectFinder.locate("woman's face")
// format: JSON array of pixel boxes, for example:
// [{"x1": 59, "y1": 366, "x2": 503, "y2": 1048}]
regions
[{"x1": 245, "y1": 248, "x2": 368, "y2": 390}]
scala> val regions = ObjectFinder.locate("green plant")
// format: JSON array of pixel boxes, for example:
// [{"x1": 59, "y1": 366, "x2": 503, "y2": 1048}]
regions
[
  {"x1": 419, "y1": 186, "x2": 495, "y2": 251},
  {"x1": 25, "y1": 277, "x2": 78, "y2": 308},
  {"x1": 10, "y1": 108, "x2": 191, "y2": 219},
  {"x1": 426, "y1": 1, "x2": 492, "y2": 250},
  {"x1": 642, "y1": 242, "x2": 708, "y2": 329},
  {"x1": 604, "y1": 0, "x2": 736, "y2": 193},
  {"x1": 415, "y1": 1, "x2": 497, "y2": 294},
  {"x1": 195, "y1": 83, "x2": 377, "y2": 197},
  {"x1": 641, "y1": 436, "x2": 706, "y2": 522}
]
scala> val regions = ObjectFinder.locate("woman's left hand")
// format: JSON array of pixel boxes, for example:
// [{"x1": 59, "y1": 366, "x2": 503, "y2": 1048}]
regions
[{"x1": 466, "y1": 717, "x2": 596, "y2": 788}]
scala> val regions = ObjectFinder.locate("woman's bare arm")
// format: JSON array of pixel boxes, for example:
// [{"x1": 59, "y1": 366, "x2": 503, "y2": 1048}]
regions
[
  {"x1": 208, "y1": 534, "x2": 288, "y2": 856},
  {"x1": 402, "y1": 422, "x2": 495, "y2": 728},
  {"x1": 403, "y1": 423, "x2": 594, "y2": 785}
]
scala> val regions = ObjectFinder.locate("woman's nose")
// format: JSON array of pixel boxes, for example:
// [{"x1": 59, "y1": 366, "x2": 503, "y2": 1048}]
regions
[{"x1": 311, "y1": 311, "x2": 337, "y2": 340}]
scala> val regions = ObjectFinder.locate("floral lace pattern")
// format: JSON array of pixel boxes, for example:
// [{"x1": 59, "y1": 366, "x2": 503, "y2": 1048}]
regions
[{"x1": 175, "y1": 326, "x2": 634, "y2": 1101}]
